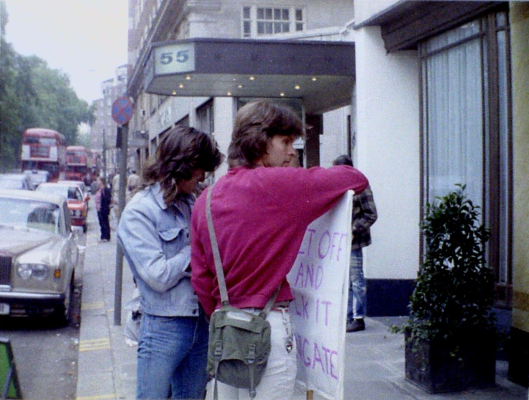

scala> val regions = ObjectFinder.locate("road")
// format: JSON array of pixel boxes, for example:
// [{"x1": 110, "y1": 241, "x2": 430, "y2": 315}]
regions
[{"x1": 0, "y1": 221, "x2": 87, "y2": 400}]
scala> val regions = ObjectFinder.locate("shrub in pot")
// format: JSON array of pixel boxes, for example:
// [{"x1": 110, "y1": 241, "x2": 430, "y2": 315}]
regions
[{"x1": 402, "y1": 185, "x2": 496, "y2": 393}]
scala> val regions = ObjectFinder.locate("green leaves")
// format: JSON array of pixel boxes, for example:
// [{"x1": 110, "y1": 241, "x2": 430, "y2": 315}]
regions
[
  {"x1": 404, "y1": 185, "x2": 495, "y2": 342},
  {"x1": 0, "y1": 5, "x2": 94, "y2": 171}
]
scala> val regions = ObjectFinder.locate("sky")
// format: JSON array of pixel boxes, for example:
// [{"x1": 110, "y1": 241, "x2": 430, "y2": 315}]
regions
[{"x1": 3, "y1": 0, "x2": 128, "y2": 104}]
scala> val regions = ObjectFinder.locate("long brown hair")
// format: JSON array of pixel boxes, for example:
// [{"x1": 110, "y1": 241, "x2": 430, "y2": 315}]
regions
[
  {"x1": 228, "y1": 100, "x2": 304, "y2": 168},
  {"x1": 140, "y1": 126, "x2": 223, "y2": 205}
]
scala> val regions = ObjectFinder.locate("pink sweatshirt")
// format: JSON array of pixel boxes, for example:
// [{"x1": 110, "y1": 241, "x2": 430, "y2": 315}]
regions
[{"x1": 191, "y1": 165, "x2": 368, "y2": 317}]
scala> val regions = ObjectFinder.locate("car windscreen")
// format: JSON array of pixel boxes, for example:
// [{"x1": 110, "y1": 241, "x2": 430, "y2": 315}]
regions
[
  {"x1": 0, "y1": 198, "x2": 60, "y2": 234},
  {"x1": 38, "y1": 185, "x2": 83, "y2": 201},
  {"x1": 0, "y1": 176, "x2": 27, "y2": 189}
]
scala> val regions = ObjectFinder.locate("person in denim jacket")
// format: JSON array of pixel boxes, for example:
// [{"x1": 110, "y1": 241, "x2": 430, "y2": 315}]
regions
[{"x1": 118, "y1": 126, "x2": 223, "y2": 400}]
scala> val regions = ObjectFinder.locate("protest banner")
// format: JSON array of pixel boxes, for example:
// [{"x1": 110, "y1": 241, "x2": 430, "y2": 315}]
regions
[{"x1": 287, "y1": 191, "x2": 353, "y2": 400}]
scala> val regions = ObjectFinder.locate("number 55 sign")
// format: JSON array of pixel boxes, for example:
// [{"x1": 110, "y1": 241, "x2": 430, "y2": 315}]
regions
[{"x1": 154, "y1": 43, "x2": 195, "y2": 75}]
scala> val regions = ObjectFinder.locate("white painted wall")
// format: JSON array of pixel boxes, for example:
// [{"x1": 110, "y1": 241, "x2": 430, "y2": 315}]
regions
[
  {"x1": 354, "y1": 0, "x2": 400, "y2": 26},
  {"x1": 355, "y1": 25, "x2": 421, "y2": 280},
  {"x1": 321, "y1": 106, "x2": 351, "y2": 167},
  {"x1": 212, "y1": 97, "x2": 236, "y2": 178},
  {"x1": 188, "y1": 0, "x2": 355, "y2": 39}
]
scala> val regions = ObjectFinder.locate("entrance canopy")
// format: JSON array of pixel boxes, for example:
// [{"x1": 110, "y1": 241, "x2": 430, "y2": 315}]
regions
[{"x1": 144, "y1": 38, "x2": 355, "y2": 114}]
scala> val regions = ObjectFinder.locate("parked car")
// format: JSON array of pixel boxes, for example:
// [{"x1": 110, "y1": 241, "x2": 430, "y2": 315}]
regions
[
  {"x1": 24, "y1": 170, "x2": 50, "y2": 190},
  {"x1": 0, "y1": 189, "x2": 80, "y2": 324},
  {"x1": 0, "y1": 173, "x2": 31, "y2": 190},
  {"x1": 58, "y1": 180, "x2": 91, "y2": 208},
  {"x1": 36, "y1": 182, "x2": 88, "y2": 233}
]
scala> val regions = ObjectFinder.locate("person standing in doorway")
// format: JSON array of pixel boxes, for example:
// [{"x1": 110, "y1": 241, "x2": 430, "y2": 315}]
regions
[
  {"x1": 333, "y1": 154, "x2": 378, "y2": 332},
  {"x1": 95, "y1": 176, "x2": 112, "y2": 242},
  {"x1": 191, "y1": 100, "x2": 369, "y2": 400},
  {"x1": 117, "y1": 126, "x2": 223, "y2": 400}
]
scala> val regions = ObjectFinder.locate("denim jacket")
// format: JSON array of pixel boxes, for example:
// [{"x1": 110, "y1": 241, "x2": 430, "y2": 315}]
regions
[{"x1": 117, "y1": 183, "x2": 200, "y2": 317}]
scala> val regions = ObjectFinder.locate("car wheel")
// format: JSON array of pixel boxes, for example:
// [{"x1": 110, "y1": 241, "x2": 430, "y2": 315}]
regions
[
  {"x1": 83, "y1": 223, "x2": 87, "y2": 233},
  {"x1": 54, "y1": 275, "x2": 74, "y2": 326}
]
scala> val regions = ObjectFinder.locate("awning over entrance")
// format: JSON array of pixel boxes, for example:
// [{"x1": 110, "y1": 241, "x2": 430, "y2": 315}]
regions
[
  {"x1": 144, "y1": 38, "x2": 355, "y2": 114},
  {"x1": 354, "y1": 1, "x2": 503, "y2": 53}
]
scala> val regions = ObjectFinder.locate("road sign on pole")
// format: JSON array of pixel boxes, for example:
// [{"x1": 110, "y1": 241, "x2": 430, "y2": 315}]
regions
[{"x1": 111, "y1": 96, "x2": 134, "y2": 125}]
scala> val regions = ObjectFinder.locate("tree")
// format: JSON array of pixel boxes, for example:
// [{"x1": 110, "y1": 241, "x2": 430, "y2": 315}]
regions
[
  {"x1": 0, "y1": 1, "x2": 94, "y2": 170},
  {"x1": 0, "y1": 0, "x2": 22, "y2": 171}
]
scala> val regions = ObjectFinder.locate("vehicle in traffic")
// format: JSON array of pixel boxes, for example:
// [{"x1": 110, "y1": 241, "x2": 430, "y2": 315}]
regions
[
  {"x1": 24, "y1": 169, "x2": 50, "y2": 190},
  {"x1": 0, "y1": 189, "x2": 79, "y2": 324},
  {"x1": 59, "y1": 180, "x2": 91, "y2": 209},
  {"x1": 65, "y1": 146, "x2": 94, "y2": 184},
  {"x1": 20, "y1": 128, "x2": 67, "y2": 182},
  {"x1": 36, "y1": 182, "x2": 88, "y2": 233},
  {"x1": 0, "y1": 173, "x2": 31, "y2": 190}
]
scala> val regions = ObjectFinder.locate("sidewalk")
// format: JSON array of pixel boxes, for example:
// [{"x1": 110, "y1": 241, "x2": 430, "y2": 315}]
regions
[{"x1": 76, "y1": 211, "x2": 527, "y2": 400}]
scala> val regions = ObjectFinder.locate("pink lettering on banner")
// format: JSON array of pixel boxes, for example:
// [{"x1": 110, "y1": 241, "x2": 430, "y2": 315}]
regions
[
  {"x1": 298, "y1": 228, "x2": 317, "y2": 256},
  {"x1": 315, "y1": 299, "x2": 332, "y2": 326},
  {"x1": 292, "y1": 295, "x2": 333, "y2": 325},
  {"x1": 293, "y1": 262, "x2": 323, "y2": 290},
  {"x1": 296, "y1": 335, "x2": 312, "y2": 367},
  {"x1": 295, "y1": 333, "x2": 339, "y2": 380},
  {"x1": 293, "y1": 294, "x2": 310, "y2": 319},
  {"x1": 318, "y1": 231, "x2": 348, "y2": 262},
  {"x1": 299, "y1": 228, "x2": 348, "y2": 262}
]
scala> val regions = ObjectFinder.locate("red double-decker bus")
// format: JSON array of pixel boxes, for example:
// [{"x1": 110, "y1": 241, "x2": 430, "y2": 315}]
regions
[
  {"x1": 20, "y1": 128, "x2": 67, "y2": 182},
  {"x1": 65, "y1": 146, "x2": 94, "y2": 184}
]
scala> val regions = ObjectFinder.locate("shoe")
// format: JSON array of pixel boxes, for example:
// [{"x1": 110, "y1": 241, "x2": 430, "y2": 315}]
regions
[{"x1": 346, "y1": 318, "x2": 365, "y2": 332}]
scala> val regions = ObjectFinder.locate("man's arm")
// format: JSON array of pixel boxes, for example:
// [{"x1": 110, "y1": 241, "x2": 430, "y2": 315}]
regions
[{"x1": 352, "y1": 186, "x2": 378, "y2": 233}]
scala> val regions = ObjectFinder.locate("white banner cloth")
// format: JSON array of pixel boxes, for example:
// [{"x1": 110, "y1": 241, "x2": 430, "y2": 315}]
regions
[{"x1": 287, "y1": 191, "x2": 353, "y2": 400}]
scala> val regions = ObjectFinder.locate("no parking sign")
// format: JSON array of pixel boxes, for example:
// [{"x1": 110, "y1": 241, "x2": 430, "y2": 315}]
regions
[{"x1": 111, "y1": 96, "x2": 134, "y2": 125}]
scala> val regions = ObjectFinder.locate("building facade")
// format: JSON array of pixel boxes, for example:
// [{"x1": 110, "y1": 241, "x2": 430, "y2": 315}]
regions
[
  {"x1": 353, "y1": 0, "x2": 529, "y2": 387},
  {"x1": 90, "y1": 64, "x2": 129, "y2": 177},
  {"x1": 127, "y1": 0, "x2": 356, "y2": 175},
  {"x1": 126, "y1": 0, "x2": 529, "y2": 385}
]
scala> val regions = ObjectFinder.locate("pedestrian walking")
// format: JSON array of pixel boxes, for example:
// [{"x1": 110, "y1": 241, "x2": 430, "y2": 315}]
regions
[
  {"x1": 117, "y1": 126, "x2": 223, "y2": 400},
  {"x1": 190, "y1": 100, "x2": 369, "y2": 400},
  {"x1": 94, "y1": 176, "x2": 111, "y2": 242},
  {"x1": 127, "y1": 169, "x2": 141, "y2": 203},
  {"x1": 333, "y1": 154, "x2": 378, "y2": 332}
]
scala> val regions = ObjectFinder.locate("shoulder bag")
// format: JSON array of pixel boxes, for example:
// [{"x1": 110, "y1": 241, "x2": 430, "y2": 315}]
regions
[{"x1": 205, "y1": 183, "x2": 280, "y2": 399}]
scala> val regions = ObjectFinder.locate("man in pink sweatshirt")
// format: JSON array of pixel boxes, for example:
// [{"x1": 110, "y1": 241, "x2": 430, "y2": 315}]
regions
[{"x1": 191, "y1": 100, "x2": 368, "y2": 400}]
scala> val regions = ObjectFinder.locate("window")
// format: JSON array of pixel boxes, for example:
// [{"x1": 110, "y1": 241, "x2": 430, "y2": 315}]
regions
[
  {"x1": 421, "y1": 11, "x2": 512, "y2": 307},
  {"x1": 196, "y1": 100, "x2": 214, "y2": 135},
  {"x1": 242, "y1": 6, "x2": 305, "y2": 38}
]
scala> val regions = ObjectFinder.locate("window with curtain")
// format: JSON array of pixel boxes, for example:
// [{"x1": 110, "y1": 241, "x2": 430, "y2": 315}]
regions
[
  {"x1": 422, "y1": 20, "x2": 483, "y2": 208},
  {"x1": 421, "y1": 11, "x2": 512, "y2": 308}
]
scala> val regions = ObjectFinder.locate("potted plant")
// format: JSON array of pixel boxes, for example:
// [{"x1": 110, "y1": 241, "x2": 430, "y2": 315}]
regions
[{"x1": 400, "y1": 185, "x2": 497, "y2": 393}]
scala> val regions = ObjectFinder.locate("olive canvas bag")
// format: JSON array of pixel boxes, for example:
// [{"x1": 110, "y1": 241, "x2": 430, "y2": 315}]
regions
[{"x1": 205, "y1": 183, "x2": 280, "y2": 399}]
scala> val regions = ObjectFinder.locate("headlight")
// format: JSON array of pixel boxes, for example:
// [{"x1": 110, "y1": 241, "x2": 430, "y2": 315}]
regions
[
  {"x1": 16, "y1": 264, "x2": 50, "y2": 280},
  {"x1": 70, "y1": 210, "x2": 75, "y2": 216},
  {"x1": 17, "y1": 264, "x2": 32, "y2": 280},
  {"x1": 75, "y1": 210, "x2": 82, "y2": 217},
  {"x1": 32, "y1": 264, "x2": 50, "y2": 280}
]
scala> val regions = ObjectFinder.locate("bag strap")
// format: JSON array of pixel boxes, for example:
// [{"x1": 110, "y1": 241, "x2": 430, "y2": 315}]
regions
[
  {"x1": 206, "y1": 182, "x2": 229, "y2": 307},
  {"x1": 205, "y1": 182, "x2": 281, "y2": 313}
]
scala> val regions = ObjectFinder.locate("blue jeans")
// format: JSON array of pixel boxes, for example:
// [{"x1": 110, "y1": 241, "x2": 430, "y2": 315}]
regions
[
  {"x1": 347, "y1": 248, "x2": 366, "y2": 321},
  {"x1": 136, "y1": 313, "x2": 209, "y2": 400}
]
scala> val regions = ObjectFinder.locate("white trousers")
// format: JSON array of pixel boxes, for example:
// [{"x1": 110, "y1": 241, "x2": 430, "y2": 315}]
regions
[{"x1": 206, "y1": 309, "x2": 297, "y2": 400}]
